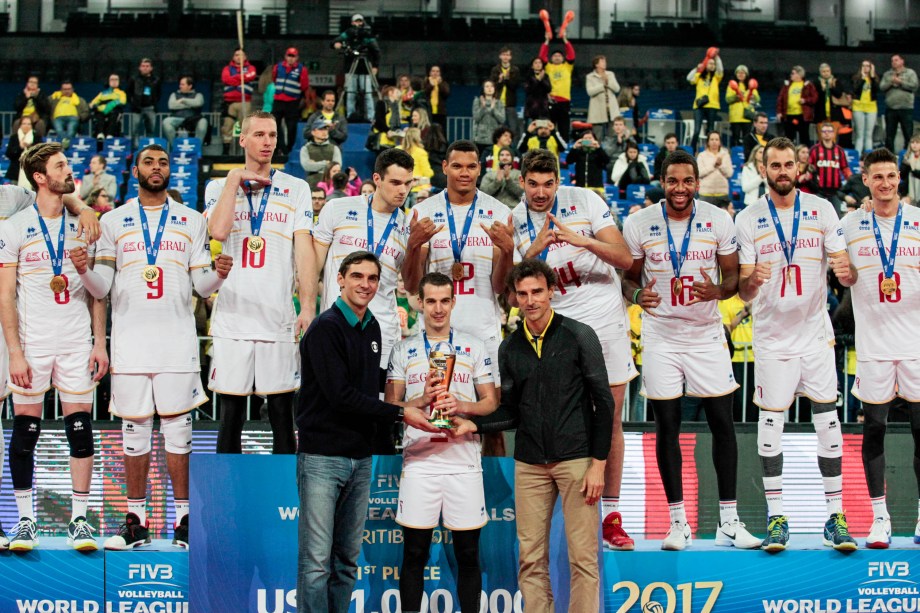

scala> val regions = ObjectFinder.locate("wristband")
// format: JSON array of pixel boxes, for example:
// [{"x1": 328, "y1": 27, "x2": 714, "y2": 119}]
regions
[{"x1": 632, "y1": 288, "x2": 642, "y2": 304}]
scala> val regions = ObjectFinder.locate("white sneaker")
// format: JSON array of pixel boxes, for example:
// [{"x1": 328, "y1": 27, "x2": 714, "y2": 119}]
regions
[
  {"x1": 867, "y1": 517, "x2": 892, "y2": 549},
  {"x1": 715, "y1": 518, "x2": 762, "y2": 549},
  {"x1": 661, "y1": 520, "x2": 692, "y2": 551}
]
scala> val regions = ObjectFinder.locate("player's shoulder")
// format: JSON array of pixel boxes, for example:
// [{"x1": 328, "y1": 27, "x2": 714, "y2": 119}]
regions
[
  {"x1": 901, "y1": 202, "x2": 920, "y2": 222},
  {"x1": 413, "y1": 195, "x2": 441, "y2": 218},
  {"x1": 695, "y1": 199, "x2": 729, "y2": 219},
  {"x1": 798, "y1": 191, "x2": 836, "y2": 216},
  {"x1": 734, "y1": 198, "x2": 767, "y2": 225},
  {"x1": 101, "y1": 199, "x2": 138, "y2": 226},
  {"x1": 624, "y1": 202, "x2": 660, "y2": 227},
  {"x1": 271, "y1": 169, "x2": 310, "y2": 193},
  {"x1": 6, "y1": 204, "x2": 38, "y2": 228},
  {"x1": 476, "y1": 190, "x2": 512, "y2": 217},
  {"x1": 392, "y1": 332, "x2": 424, "y2": 355},
  {"x1": 558, "y1": 185, "x2": 601, "y2": 209},
  {"x1": 840, "y1": 208, "x2": 868, "y2": 232},
  {"x1": 510, "y1": 200, "x2": 528, "y2": 223},
  {"x1": 453, "y1": 329, "x2": 487, "y2": 353}
]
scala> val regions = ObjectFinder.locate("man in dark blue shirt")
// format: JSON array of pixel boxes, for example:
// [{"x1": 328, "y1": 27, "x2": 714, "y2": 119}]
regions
[{"x1": 295, "y1": 250, "x2": 435, "y2": 613}]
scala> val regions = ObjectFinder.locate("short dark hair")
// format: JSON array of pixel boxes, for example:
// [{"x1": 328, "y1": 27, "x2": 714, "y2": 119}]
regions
[
  {"x1": 660, "y1": 149, "x2": 699, "y2": 180},
  {"x1": 762, "y1": 136, "x2": 796, "y2": 166},
  {"x1": 863, "y1": 147, "x2": 899, "y2": 172},
  {"x1": 592, "y1": 55, "x2": 606, "y2": 68},
  {"x1": 445, "y1": 139, "x2": 480, "y2": 162},
  {"x1": 321, "y1": 89, "x2": 336, "y2": 99},
  {"x1": 91, "y1": 154, "x2": 107, "y2": 168},
  {"x1": 509, "y1": 259, "x2": 556, "y2": 291},
  {"x1": 374, "y1": 147, "x2": 414, "y2": 177},
  {"x1": 21, "y1": 142, "x2": 64, "y2": 191},
  {"x1": 338, "y1": 250, "x2": 381, "y2": 276},
  {"x1": 61, "y1": 79, "x2": 73, "y2": 87},
  {"x1": 491, "y1": 126, "x2": 512, "y2": 144},
  {"x1": 520, "y1": 149, "x2": 559, "y2": 178},
  {"x1": 332, "y1": 172, "x2": 348, "y2": 190},
  {"x1": 418, "y1": 272, "x2": 454, "y2": 300},
  {"x1": 664, "y1": 133, "x2": 678, "y2": 142},
  {"x1": 135, "y1": 143, "x2": 168, "y2": 167},
  {"x1": 180, "y1": 75, "x2": 194, "y2": 87},
  {"x1": 499, "y1": 46, "x2": 512, "y2": 54},
  {"x1": 754, "y1": 112, "x2": 769, "y2": 122}
]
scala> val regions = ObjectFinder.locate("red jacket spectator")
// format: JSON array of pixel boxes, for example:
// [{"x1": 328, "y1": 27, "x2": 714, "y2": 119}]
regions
[
  {"x1": 272, "y1": 57, "x2": 310, "y2": 103},
  {"x1": 222, "y1": 58, "x2": 257, "y2": 104},
  {"x1": 776, "y1": 80, "x2": 819, "y2": 122}
]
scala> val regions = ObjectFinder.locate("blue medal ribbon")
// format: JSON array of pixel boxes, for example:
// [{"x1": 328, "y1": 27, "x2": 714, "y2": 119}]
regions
[
  {"x1": 33, "y1": 204, "x2": 66, "y2": 278},
  {"x1": 422, "y1": 329, "x2": 454, "y2": 358},
  {"x1": 661, "y1": 201, "x2": 696, "y2": 279},
  {"x1": 245, "y1": 169, "x2": 275, "y2": 237},
  {"x1": 366, "y1": 195, "x2": 400, "y2": 259},
  {"x1": 444, "y1": 192, "x2": 479, "y2": 266},
  {"x1": 525, "y1": 197, "x2": 559, "y2": 261},
  {"x1": 138, "y1": 201, "x2": 170, "y2": 267},
  {"x1": 767, "y1": 192, "x2": 801, "y2": 273},
  {"x1": 872, "y1": 204, "x2": 903, "y2": 281}
]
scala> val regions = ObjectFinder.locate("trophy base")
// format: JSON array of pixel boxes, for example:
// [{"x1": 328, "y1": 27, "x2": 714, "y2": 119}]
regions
[{"x1": 428, "y1": 418, "x2": 453, "y2": 429}]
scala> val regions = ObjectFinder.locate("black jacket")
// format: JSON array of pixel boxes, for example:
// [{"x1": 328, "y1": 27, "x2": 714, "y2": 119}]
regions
[
  {"x1": 296, "y1": 302, "x2": 400, "y2": 458},
  {"x1": 742, "y1": 130, "x2": 776, "y2": 162},
  {"x1": 474, "y1": 313, "x2": 613, "y2": 464},
  {"x1": 14, "y1": 91, "x2": 51, "y2": 123},
  {"x1": 127, "y1": 73, "x2": 162, "y2": 110},
  {"x1": 565, "y1": 145, "x2": 609, "y2": 189}
]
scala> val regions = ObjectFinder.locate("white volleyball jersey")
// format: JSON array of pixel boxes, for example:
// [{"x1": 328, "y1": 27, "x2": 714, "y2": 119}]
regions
[
  {"x1": 387, "y1": 329, "x2": 493, "y2": 475},
  {"x1": 622, "y1": 199, "x2": 736, "y2": 351},
  {"x1": 414, "y1": 191, "x2": 511, "y2": 343},
  {"x1": 204, "y1": 170, "x2": 312, "y2": 341},
  {"x1": 313, "y1": 195, "x2": 407, "y2": 360},
  {"x1": 842, "y1": 206, "x2": 920, "y2": 361},
  {"x1": 96, "y1": 199, "x2": 212, "y2": 373},
  {"x1": 0, "y1": 206, "x2": 93, "y2": 356},
  {"x1": 0, "y1": 185, "x2": 35, "y2": 221},
  {"x1": 735, "y1": 192, "x2": 844, "y2": 358},
  {"x1": 512, "y1": 186, "x2": 627, "y2": 338}
]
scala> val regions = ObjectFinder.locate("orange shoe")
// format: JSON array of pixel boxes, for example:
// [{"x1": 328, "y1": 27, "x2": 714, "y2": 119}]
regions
[{"x1": 602, "y1": 511, "x2": 635, "y2": 551}]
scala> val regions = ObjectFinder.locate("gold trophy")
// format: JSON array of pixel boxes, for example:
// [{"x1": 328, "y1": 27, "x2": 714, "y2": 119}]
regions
[{"x1": 428, "y1": 341, "x2": 456, "y2": 429}]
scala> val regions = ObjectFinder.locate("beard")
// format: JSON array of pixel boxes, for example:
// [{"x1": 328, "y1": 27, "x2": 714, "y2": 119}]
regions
[
  {"x1": 49, "y1": 176, "x2": 76, "y2": 195},
  {"x1": 767, "y1": 175, "x2": 795, "y2": 196},
  {"x1": 138, "y1": 173, "x2": 170, "y2": 193}
]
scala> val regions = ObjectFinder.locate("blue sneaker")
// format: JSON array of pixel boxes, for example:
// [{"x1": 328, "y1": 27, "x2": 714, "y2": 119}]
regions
[
  {"x1": 823, "y1": 512, "x2": 857, "y2": 551},
  {"x1": 762, "y1": 515, "x2": 789, "y2": 552}
]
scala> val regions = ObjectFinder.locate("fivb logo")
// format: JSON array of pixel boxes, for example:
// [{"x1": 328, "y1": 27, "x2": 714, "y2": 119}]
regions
[
  {"x1": 868, "y1": 561, "x2": 910, "y2": 577},
  {"x1": 128, "y1": 563, "x2": 174, "y2": 581}
]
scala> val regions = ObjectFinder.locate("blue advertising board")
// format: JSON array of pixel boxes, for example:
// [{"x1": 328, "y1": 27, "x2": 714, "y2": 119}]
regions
[{"x1": 105, "y1": 545, "x2": 189, "y2": 613}]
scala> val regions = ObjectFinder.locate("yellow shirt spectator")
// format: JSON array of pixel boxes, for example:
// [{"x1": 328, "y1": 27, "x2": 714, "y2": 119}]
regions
[
  {"x1": 628, "y1": 303, "x2": 643, "y2": 367},
  {"x1": 719, "y1": 296, "x2": 753, "y2": 363}
]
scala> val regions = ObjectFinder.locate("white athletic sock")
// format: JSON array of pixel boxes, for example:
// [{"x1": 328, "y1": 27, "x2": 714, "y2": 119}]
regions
[
  {"x1": 871, "y1": 496, "x2": 890, "y2": 520},
  {"x1": 719, "y1": 500, "x2": 738, "y2": 524},
  {"x1": 601, "y1": 496, "x2": 619, "y2": 518},
  {"x1": 823, "y1": 476, "x2": 843, "y2": 515},
  {"x1": 15, "y1": 489, "x2": 33, "y2": 521},
  {"x1": 668, "y1": 501, "x2": 686, "y2": 525},
  {"x1": 763, "y1": 475, "x2": 783, "y2": 517},
  {"x1": 128, "y1": 498, "x2": 147, "y2": 525},
  {"x1": 174, "y1": 499, "x2": 189, "y2": 525},
  {"x1": 72, "y1": 490, "x2": 89, "y2": 521}
]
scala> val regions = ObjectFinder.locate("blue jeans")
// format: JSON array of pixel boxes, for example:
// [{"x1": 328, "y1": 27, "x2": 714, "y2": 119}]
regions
[
  {"x1": 133, "y1": 107, "x2": 156, "y2": 138},
  {"x1": 296, "y1": 453, "x2": 372, "y2": 613},
  {"x1": 53, "y1": 116, "x2": 79, "y2": 139},
  {"x1": 162, "y1": 116, "x2": 208, "y2": 147}
]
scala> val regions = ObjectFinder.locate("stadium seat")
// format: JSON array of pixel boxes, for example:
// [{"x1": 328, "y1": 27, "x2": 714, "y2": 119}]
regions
[
  {"x1": 172, "y1": 165, "x2": 196, "y2": 183},
  {"x1": 626, "y1": 184, "x2": 647, "y2": 204},
  {"x1": 291, "y1": 122, "x2": 311, "y2": 151},
  {"x1": 70, "y1": 137, "x2": 96, "y2": 154},
  {"x1": 639, "y1": 143, "x2": 659, "y2": 158},
  {"x1": 170, "y1": 151, "x2": 197, "y2": 167},
  {"x1": 173, "y1": 137, "x2": 202, "y2": 157},
  {"x1": 844, "y1": 148, "x2": 860, "y2": 171}
]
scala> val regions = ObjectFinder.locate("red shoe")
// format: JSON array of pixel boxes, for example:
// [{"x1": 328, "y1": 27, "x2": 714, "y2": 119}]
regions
[{"x1": 603, "y1": 511, "x2": 635, "y2": 551}]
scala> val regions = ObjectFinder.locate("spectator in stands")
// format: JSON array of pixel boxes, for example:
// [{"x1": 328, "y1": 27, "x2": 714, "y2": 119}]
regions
[
  {"x1": 89, "y1": 74, "x2": 127, "y2": 139},
  {"x1": 310, "y1": 186, "x2": 326, "y2": 223},
  {"x1": 481, "y1": 126, "x2": 521, "y2": 173},
  {"x1": 742, "y1": 112, "x2": 774, "y2": 161},
  {"x1": 345, "y1": 167, "x2": 363, "y2": 196},
  {"x1": 652, "y1": 132, "x2": 679, "y2": 182},
  {"x1": 610, "y1": 140, "x2": 650, "y2": 197},
  {"x1": 901, "y1": 134, "x2": 920, "y2": 204},
  {"x1": 586, "y1": 55, "x2": 620, "y2": 140},
  {"x1": 523, "y1": 56, "x2": 552, "y2": 122},
  {"x1": 305, "y1": 90, "x2": 349, "y2": 146},
  {"x1": 127, "y1": 58, "x2": 162, "y2": 140},
  {"x1": 220, "y1": 48, "x2": 258, "y2": 156},
  {"x1": 13, "y1": 75, "x2": 50, "y2": 139},
  {"x1": 601, "y1": 116, "x2": 632, "y2": 178},
  {"x1": 86, "y1": 187, "x2": 113, "y2": 215},
  {"x1": 480, "y1": 146, "x2": 523, "y2": 208},
  {"x1": 370, "y1": 85, "x2": 403, "y2": 151},
  {"x1": 49, "y1": 80, "x2": 89, "y2": 149},
  {"x1": 777, "y1": 65, "x2": 818, "y2": 146},
  {"x1": 79, "y1": 155, "x2": 118, "y2": 201},
  {"x1": 795, "y1": 144, "x2": 818, "y2": 194},
  {"x1": 565, "y1": 129, "x2": 609, "y2": 194},
  {"x1": 327, "y1": 172, "x2": 350, "y2": 201},
  {"x1": 300, "y1": 119, "x2": 342, "y2": 187},
  {"x1": 422, "y1": 65, "x2": 450, "y2": 131},
  {"x1": 880, "y1": 54, "x2": 918, "y2": 152},
  {"x1": 397, "y1": 74, "x2": 415, "y2": 123},
  {"x1": 360, "y1": 181, "x2": 375, "y2": 196},
  {"x1": 399, "y1": 127, "x2": 433, "y2": 199},
  {"x1": 4, "y1": 116, "x2": 39, "y2": 186},
  {"x1": 491, "y1": 47, "x2": 522, "y2": 138},
  {"x1": 851, "y1": 60, "x2": 879, "y2": 154},
  {"x1": 272, "y1": 46, "x2": 311, "y2": 155},
  {"x1": 718, "y1": 297, "x2": 755, "y2": 422},
  {"x1": 472, "y1": 80, "x2": 505, "y2": 151},
  {"x1": 696, "y1": 131, "x2": 733, "y2": 208},
  {"x1": 162, "y1": 76, "x2": 207, "y2": 148},
  {"x1": 410, "y1": 108, "x2": 447, "y2": 189},
  {"x1": 809, "y1": 121, "x2": 851, "y2": 211},
  {"x1": 725, "y1": 65, "x2": 760, "y2": 147},
  {"x1": 618, "y1": 83, "x2": 643, "y2": 136},
  {"x1": 542, "y1": 32, "x2": 575, "y2": 142},
  {"x1": 815, "y1": 63, "x2": 853, "y2": 148},
  {"x1": 740, "y1": 145, "x2": 766, "y2": 207},
  {"x1": 316, "y1": 162, "x2": 342, "y2": 195},
  {"x1": 839, "y1": 156, "x2": 870, "y2": 209},
  {"x1": 687, "y1": 47, "x2": 723, "y2": 152},
  {"x1": 517, "y1": 119, "x2": 565, "y2": 159},
  {"x1": 332, "y1": 14, "x2": 380, "y2": 123}
]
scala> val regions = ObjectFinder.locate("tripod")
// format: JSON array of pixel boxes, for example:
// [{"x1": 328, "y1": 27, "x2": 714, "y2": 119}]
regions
[{"x1": 343, "y1": 55, "x2": 380, "y2": 122}]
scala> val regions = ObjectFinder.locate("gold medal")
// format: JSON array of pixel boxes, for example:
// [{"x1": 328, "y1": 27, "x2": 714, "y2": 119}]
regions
[
  {"x1": 49, "y1": 275, "x2": 67, "y2": 294},
  {"x1": 451, "y1": 261, "x2": 464, "y2": 281},
  {"x1": 248, "y1": 236, "x2": 264, "y2": 252},
  {"x1": 880, "y1": 277, "x2": 898, "y2": 296},
  {"x1": 671, "y1": 277, "x2": 683, "y2": 295},
  {"x1": 142, "y1": 265, "x2": 160, "y2": 283}
]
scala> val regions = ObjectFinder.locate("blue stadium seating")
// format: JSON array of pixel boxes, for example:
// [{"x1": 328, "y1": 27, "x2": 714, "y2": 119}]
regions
[
  {"x1": 626, "y1": 184, "x2": 648, "y2": 203},
  {"x1": 69, "y1": 137, "x2": 96, "y2": 155},
  {"x1": 137, "y1": 137, "x2": 168, "y2": 150},
  {"x1": 173, "y1": 137, "x2": 202, "y2": 157}
]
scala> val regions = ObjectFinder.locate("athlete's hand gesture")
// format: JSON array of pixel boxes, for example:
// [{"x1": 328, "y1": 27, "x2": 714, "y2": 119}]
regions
[
  {"x1": 482, "y1": 214, "x2": 515, "y2": 255},
  {"x1": 407, "y1": 209, "x2": 442, "y2": 250},
  {"x1": 749, "y1": 261, "x2": 771, "y2": 288},
  {"x1": 635, "y1": 277, "x2": 661, "y2": 314},
  {"x1": 214, "y1": 253, "x2": 233, "y2": 279},
  {"x1": 547, "y1": 213, "x2": 589, "y2": 248},
  {"x1": 526, "y1": 214, "x2": 556, "y2": 257},
  {"x1": 687, "y1": 267, "x2": 721, "y2": 304}
]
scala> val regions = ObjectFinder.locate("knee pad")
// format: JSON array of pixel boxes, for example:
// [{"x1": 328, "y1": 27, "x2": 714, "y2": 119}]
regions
[
  {"x1": 813, "y1": 409, "x2": 843, "y2": 458},
  {"x1": 161, "y1": 413, "x2": 193, "y2": 455},
  {"x1": 10, "y1": 415, "x2": 41, "y2": 457},
  {"x1": 122, "y1": 417, "x2": 153, "y2": 457},
  {"x1": 757, "y1": 410, "x2": 784, "y2": 458},
  {"x1": 64, "y1": 411, "x2": 94, "y2": 458}
]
